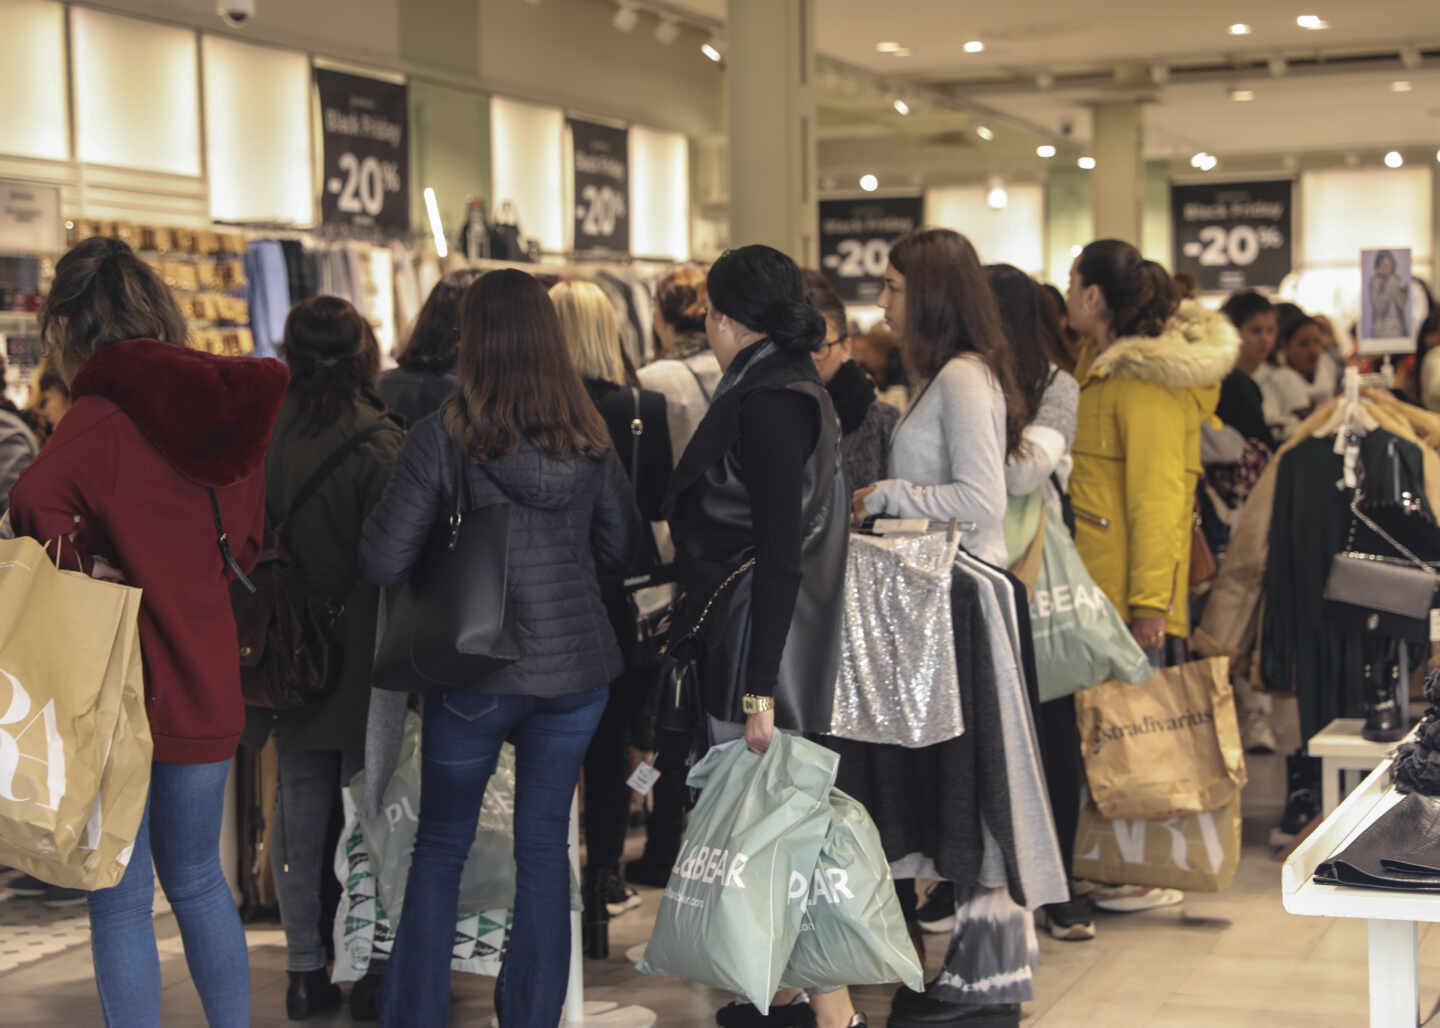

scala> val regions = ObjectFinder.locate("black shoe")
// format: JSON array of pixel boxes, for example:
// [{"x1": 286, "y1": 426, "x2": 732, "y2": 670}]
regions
[
  {"x1": 593, "y1": 869, "x2": 642, "y2": 915},
  {"x1": 625, "y1": 852, "x2": 676, "y2": 888},
  {"x1": 889, "y1": 988, "x2": 1020, "y2": 1027},
  {"x1": 41, "y1": 885, "x2": 87, "y2": 908},
  {"x1": 1272, "y1": 753, "x2": 1322, "y2": 845},
  {"x1": 286, "y1": 969, "x2": 342, "y2": 1021},
  {"x1": 350, "y1": 968, "x2": 383, "y2": 1022},
  {"x1": 8, "y1": 874, "x2": 47, "y2": 898},
  {"x1": 1039, "y1": 898, "x2": 1096, "y2": 941},
  {"x1": 914, "y1": 881, "x2": 956, "y2": 934},
  {"x1": 1364, "y1": 661, "x2": 1406, "y2": 743},
  {"x1": 715, "y1": 996, "x2": 816, "y2": 1027}
]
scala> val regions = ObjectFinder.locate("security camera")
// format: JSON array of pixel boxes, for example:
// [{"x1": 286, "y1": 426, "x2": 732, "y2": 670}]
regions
[
  {"x1": 217, "y1": 0, "x2": 255, "y2": 26},
  {"x1": 1059, "y1": 119, "x2": 1076, "y2": 138}
]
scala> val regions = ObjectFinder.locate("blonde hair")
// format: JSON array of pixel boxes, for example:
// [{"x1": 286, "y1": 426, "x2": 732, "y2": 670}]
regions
[{"x1": 549, "y1": 280, "x2": 628, "y2": 384}]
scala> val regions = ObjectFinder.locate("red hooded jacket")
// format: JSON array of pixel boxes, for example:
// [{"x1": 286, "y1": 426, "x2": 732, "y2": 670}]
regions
[{"x1": 10, "y1": 339, "x2": 288, "y2": 764}]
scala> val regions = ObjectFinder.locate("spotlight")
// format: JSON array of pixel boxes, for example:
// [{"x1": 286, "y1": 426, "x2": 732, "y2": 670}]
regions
[
  {"x1": 964, "y1": 40, "x2": 985, "y2": 54},
  {"x1": 1200, "y1": 154, "x2": 1219, "y2": 171},
  {"x1": 976, "y1": 125, "x2": 994, "y2": 141},
  {"x1": 1230, "y1": 87, "x2": 1255, "y2": 102},
  {"x1": 1296, "y1": 15, "x2": 1329, "y2": 30},
  {"x1": 859, "y1": 174, "x2": 879, "y2": 193},
  {"x1": 1036, "y1": 144, "x2": 1056, "y2": 158},
  {"x1": 1435, "y1": 148, "x2": 1440, "y2": 164},
  {"x1": 986, "y1": 183, "x2": 1008, "y2": 210},
  {"x1": 424, "y1": 188, "x2": 448, "y2": 259},
  {"x1": 1078, "y1": 155, "x2": 1096, "y2": 170},
  {"x1": 1386, "y1": 150, "x2": 1404, "y2": 168},
  {"x1": 1191, "y1": 152, "x2": 1208, "y2": 169},
  {"x1": 1393, "y1": 80, "x2": 1414, "y2": 93},
  {"x1": 1070, "y1": 244, "x2": 1083, "y2": 258},
  {"x1": 611, "y1": 3, "x2": 638, "y2": 32},
  {"x1": 1229, "y1": 23, "x2": 1251, "y2": 35},
  {"x1": 655, "y1": 17, "x2": 680, "y2": 45},
  {"x1": 893, "y1": 97, "x2": 911, "y2": 116},
  {"x1": 876, "y1": 41, "x2": 902, "y2": 53},
  {"x1": 701, "y1": 36, "x2": 724, "y2": 62}
]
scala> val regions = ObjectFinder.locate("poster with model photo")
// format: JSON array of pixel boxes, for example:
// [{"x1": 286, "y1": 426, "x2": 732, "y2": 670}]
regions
[
  {"x1": 315, "y1": 68, "x2": 409, "y2": 233},
  {"x1": 1359, "y1": 247, "x2": 1416, "y2": 354}
]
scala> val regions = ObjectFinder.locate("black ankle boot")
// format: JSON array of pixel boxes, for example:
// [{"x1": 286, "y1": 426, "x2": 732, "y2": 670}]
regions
[
  {"x1": 1276, "y1": 753, "x2": 1321, "y2": 841},
  {"x1": 350, "y1": 968, "x2": 383, "y2": 1022},
  {"x1": 1364, "y1": 660, "x2": 1406, "y2": 743},
  {"x1": 286, "y1": 968, "x2": 342, "y2": 1021}
]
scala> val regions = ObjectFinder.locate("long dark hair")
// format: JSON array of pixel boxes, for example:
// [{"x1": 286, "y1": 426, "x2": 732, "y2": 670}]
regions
[
  {"x1": 280, "y1": 296, "x2": 382, "y2": 435},
  {"x1": 398, "y1": 270, "x2": 483, "y2": 373},
  {"x1": 1075, "y1": 239, "x2": 1176, "y2": 339},
  {"x1": 888, "y1": 229, "x2": 1025, "y2": 454},
  {"x1": 442, "y1": 270, "x2": 611, "y2": 463},
  {"x1": 707, "y1": 245, "x2": 826, "y2": 356},
  {"x1": 987, "y1": 264, "x2": 1057, "y2": 429}
]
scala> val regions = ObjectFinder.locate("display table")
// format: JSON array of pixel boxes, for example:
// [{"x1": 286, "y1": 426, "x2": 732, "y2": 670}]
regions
[
  {"x1": 1308, "y1": 718, "x2": 1400, "y2": 817},
  {"x1": 1282, "y1": 744, "x2": 1429, "y2": 1027}
]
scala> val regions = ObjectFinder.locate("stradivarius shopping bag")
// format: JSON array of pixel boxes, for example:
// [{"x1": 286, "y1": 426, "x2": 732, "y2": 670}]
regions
[
  {"x1": 1031, "y1": 510, "x2": 1151, "y2": 702},
  {"x1": 0, "y1": 537, "x2": 151, "y2": 890},
  {"x1": 638, "y1": 734, "x2": 838, "y2": 1012},
  {"x1": 781, "y1": 789, "x2": 923, "y2": 993}
]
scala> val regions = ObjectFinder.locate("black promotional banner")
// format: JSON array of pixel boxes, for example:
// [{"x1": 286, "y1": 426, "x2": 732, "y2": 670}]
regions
[
  {"x1": 570, "y1": 118, "x2": 629, "y2": 256},
  {"x1": 315, "y1": 68, "x2": 409, "y2": 233},
  {"x1": 1171, "y1": 179, "x2": 1291, "y2": 293},
  {"x1": 819, "y1": 196, "x2": 924, "y2": 304}
]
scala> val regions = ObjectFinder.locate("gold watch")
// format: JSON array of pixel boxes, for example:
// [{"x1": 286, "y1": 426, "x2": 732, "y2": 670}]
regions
[{"x1": 742, "y1": 694, "x2": 775, "y2": 715}]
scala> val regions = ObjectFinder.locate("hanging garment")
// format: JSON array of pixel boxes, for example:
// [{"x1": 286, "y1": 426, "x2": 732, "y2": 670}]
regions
[
  {"x1": 929, "y1": 885, "x2": 1039, "y2": 1006},
  {"x1": 279, "y1": 240, "x2": 316, "y2": 304},
  {"x1": 245, "y1": 241, "x2": 291, "y2": 359}
]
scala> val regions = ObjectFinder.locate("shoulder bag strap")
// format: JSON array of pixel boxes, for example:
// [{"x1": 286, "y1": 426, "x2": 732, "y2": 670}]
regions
[
  {"x1": 209, "y1": 486, "x2": 256, "y2": 594},
  {"x1": 280, "y1": 422, "x2": 389, "y2": 535},
  {"x1": 630, "y1": 387, "x2": 644, "y2": 482},
  {"x1": 447, "y1": 440, "x2": 468, "y2": 550},
  {"x1": 683, "y1": 358, "x2": 714, "y2": 403}
]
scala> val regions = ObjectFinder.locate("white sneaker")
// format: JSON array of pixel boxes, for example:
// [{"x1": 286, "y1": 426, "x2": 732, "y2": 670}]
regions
[{"x1": 1090, "y1": 884, "x2": 1184, "y2": 913}]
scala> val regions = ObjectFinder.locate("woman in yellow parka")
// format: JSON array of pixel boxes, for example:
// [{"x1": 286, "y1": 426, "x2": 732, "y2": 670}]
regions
[{"x1": 1066, "y1": 240, "x2": 1238, "y2": 664}]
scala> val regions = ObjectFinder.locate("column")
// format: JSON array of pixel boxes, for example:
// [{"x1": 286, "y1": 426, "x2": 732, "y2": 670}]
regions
[
  {"x1": 726, "y1": 0, "x2": 817, "y2": 263},
  {"x1": 1090, "y1": 99, "x2": 1144, "y2": 246}
]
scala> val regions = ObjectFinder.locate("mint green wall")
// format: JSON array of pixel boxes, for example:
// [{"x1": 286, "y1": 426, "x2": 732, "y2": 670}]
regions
[
  {"x1": 1143, "y1": 160, "x2": 1172, "y2": 267},
  {"x1": 1046, "y1": 161, "x2": 1174, "y2": 285},
  {"x1": 408, "y1": 80, "x2": 490, "y2": 245}
]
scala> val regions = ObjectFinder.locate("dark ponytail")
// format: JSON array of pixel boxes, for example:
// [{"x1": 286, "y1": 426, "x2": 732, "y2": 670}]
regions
[
  {"x1": 707, "y1": 245, "x2": 826, "y2": 356},
  {"x1": 1075, "y1": 239, "x2": 1177, "y2": 339}
]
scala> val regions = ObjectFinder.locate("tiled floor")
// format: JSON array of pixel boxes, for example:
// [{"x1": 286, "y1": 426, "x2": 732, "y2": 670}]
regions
[{"x1": 3, "y1": 838, "x2": 1437, "y2": 1027}]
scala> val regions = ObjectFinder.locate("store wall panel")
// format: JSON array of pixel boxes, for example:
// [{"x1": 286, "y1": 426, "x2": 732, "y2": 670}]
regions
[
  {"x1": 1300, "y1": 167, "x2": 1433, "y2": 267},
  {"x1": 79, "y1": 165, "x2": 209, "y2": 227},
  {"x1": 478, "y1": 0, "x2": 721, "y2": 138},
  {"x1": 71, "y1": 8, "x2": 200, "y2": 175},
  {"x1": 202, "y1": 36, "x2": 312, "y2": 224},
  {"x1": 409, "y1": 80, "x2": 490, "y2": 248},
  {"x1": 0, "y1": 0, "x2": 68, "y2": 161},
  {"x1": 1045, "y1": 168, "x2": 1093, "y2": 287},
  {"x1": 490, "y1": 96, "x2": 565, "y2": 253},
  {"x1": 928, "y1": 183, "x2": 1045, "y2": 276},
  {"x1": 630, "y1": 126, "x2": 689, "y2": 260}
]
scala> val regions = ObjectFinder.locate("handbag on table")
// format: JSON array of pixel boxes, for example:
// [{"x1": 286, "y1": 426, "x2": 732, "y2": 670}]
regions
[{"x1": 372, "y1": 446, "x2": 520, "y2": 695}]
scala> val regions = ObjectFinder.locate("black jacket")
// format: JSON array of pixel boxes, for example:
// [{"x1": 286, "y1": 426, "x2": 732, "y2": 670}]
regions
[
  {"x1": 584, "y1": 379, "x2": 672, "y2": 522},
  {"x1": 377, "y1": 367, "x2": 456, "y2": 429},
  {"x1": 359, "y1": 414, "x2": 637, "y2": 697},
  {"x1": 1216, "y1": 368, "x2": 1275, "y2": 450}
]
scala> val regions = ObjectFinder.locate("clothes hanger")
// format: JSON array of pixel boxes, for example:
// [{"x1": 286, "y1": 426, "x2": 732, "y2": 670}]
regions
[{"x1": 1317, "y1": 366, "x2": 1380, "y2": 438}]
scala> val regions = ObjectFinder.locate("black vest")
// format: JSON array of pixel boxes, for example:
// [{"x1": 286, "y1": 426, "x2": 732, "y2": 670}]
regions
[{"x1": 665, "y1": 345, "x2": 848, "y2": 732}]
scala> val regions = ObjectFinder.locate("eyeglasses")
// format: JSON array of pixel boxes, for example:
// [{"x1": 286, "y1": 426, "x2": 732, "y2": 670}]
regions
[{"x1": 817, "y1": 337, "x2": 849, "y2": 355}]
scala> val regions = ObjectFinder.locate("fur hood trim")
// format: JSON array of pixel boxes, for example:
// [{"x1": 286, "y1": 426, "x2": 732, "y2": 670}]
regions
[
  {"x1": 1089, "y1": 300, "x2": 1239, "y2": 390},
  {"x1": 72, "y1": 338, "x2": 289, "y2": 487}
]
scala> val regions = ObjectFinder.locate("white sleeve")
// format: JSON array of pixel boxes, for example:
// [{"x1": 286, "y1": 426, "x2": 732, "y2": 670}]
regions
[{"x1": 1005, "y1": 424, "x2": 1067, "y2": 496}]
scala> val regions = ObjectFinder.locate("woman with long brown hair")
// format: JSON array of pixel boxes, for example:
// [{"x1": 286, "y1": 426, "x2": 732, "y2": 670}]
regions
[{"x1": 359, "y1": 269, "x2": 637, "y2": 1027}]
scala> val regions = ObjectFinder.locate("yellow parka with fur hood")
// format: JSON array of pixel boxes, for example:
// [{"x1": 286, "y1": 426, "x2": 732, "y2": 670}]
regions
[{"x1": 1070, "y1": 300, "x2": 1239, "y2": 638}]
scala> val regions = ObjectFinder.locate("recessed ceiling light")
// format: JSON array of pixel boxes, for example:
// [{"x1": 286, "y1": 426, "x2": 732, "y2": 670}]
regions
[
  {"x1": 964, "y1": 40, "x2": 985, "y2": 54},
  {"x1": 655, "y1": 17, "x2": 680, "y2": 45},
  {"x1": 1191, "y1": 152, "x2": 1208, "y2": 168},
  {"x1": 701, "y1": 39, "x2": 723, "y2": 62},
  {"x1": 1435, "y1": 148, "x2": 1440, "y2": 164},
  {"x1": 611, "y1": 3, "x2": 638, "y2": 33},
  {"x1": 1386, "y1": 150, "x2": 1404, "y2": 168},
  {"x1": 1297, "y1": 14, "x2": 1329, "y2": 30},
  {"x1": 1036, "y1": 144, "x2": 1056, "y2": 158},
  {"x1": 893, "y1": 97, "x2": 911, "y2": 116},
  {"x1": 1230, "y1": 87, "x2": 1256, "y2": 102},
  {"x1": 876, "y1": 41, "x2": 902, "y2": 53},
  {"x1": 976, "y1": 125, "x2": 994, "y2": 141},
  {"x1": 1229, "y1": 23, "x2": 1251, "y2": 35},
  {"x1": 987, "y1": 185, "x2": 1008, "y2": 210},
  {"x1": 1078, "y1": 155, "x2": 1096, "y2": 169},
  {"x1": 1200, "y1": 154, "x2": 1219, "y2": 171},
  {"x1": 1070, "y1": 244, "x2": 1083, "y2": 258},
  {"x1": 1393, "y1": 80, "x2": 1414, "y2": 93},
  {"x1": 859, "y1": 174, "x2": 879, "y2": 192}
]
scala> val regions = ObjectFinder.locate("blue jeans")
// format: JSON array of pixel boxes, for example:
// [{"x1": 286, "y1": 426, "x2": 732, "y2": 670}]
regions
[
  {"x1": 87, "y1": 759, "x2": 249, "y2": 1028},
  {"x1": 383, "y1": 687, "x2": 609, "y2": 1028}
]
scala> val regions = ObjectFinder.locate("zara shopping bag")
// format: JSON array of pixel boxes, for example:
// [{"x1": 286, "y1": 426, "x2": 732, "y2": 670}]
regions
[
  {"x1": 1074, "y1": 657, "x2": 1246, "y2": 821},
  {"x1": 1073, "y1": 789, "x2": 1242, "y2": 893},
  {"x1": 638, "y1": 734, "x2": 838, "y2": 1012},
  {"x1": 0, "y1": 537, "x2": 151, "y2": 889},
  {"x1": 781, "y1": 789, "x2": 924, "y2": 993},
  {"x1": 1030, "y1": 511, "x2": 1151, "y2": 702}
]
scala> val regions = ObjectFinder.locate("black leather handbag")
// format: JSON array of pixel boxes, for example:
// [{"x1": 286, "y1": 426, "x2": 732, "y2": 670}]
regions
[{"x1": 372, "y1": 447, "x2": 521, "y2": 694}]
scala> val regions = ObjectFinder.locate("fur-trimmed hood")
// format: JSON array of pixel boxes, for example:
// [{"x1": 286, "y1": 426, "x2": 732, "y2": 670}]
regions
[
  {"x1": 1087, "y1": 300, "x2": 1239, "y2": 390},
  {"x1": 72, "y1": 338, "x2": 289, "y2": 487}
]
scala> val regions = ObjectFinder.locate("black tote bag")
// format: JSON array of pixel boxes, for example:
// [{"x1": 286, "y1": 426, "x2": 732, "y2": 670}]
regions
[{"x1": 372, "y1": 446, "x2": 521, "y2": 694}]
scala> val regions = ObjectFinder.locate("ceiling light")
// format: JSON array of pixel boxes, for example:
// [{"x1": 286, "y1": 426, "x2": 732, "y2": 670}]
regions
[
  {"x1": 1150, "y1": 62, "x2": 1169, "y2": 85},
  {"x1": 1190, "y1": 152, "x2": 1208, "y2": 168},
  {"x1": 655, "y1": 17, "x2": 680, "y2": 45},
  {"x1": 1435, "y1": 149, "x2": 1440, "y2": 163},
  {"x1": 1070, "y1": 244, "x2": 1083, "y2": 258},
  {"x1": 891, "y1": 47, "x2": 912, "y2": 57},
  {"x1": 859, "y1": 174, "x2": 879, "y2": 192},
  {"x1": 1078, "y1": 155, "x2": 1096, "y2": 170},
  {"x1": 1393, "y1": 80, "x2": 1414, "y2": 93},
  {"x1": 1229, "y1": 23, "x2": 1251, "y2": 35},
  {"x1": 1230, "y1": 87, "x2": 1255, "y2": 102},
  {"x1": 892, "y1": 97, "x2": 911, "y2": 116},
  {"x1": 423, "y1": 188, "x2": 448, "y2": 259},
  {"x1": 1036, "y1": 144, "x2": 1056, "y2": 158},
  {"x1": 611, "y1": 3, "x2": 638, "y2": 32},
  {"x1": 986, "y1": 184, "x2": 1008, "y2": 210},
  {"x1": 976, "y1": 125, "x2": 994, "y2": 141},
  {"x1": 1386, "y1": 150, "x2": 1405, "y2": 168},
  {"x1": 964, "y1": 40, "x2": 985, "y2": 54},
  {"x1": 701, "y1": 36, "x2": 723, "y2": 62},
  {"x1": 1296, "y1": 15, "x2": 1329, "y2": 30},
  {"x1": 1200, "y1": 154, "x2": 1219, "y2": 171},
  {"x1": 876, "y1": 41, "x2": 902, "y2": 53}
]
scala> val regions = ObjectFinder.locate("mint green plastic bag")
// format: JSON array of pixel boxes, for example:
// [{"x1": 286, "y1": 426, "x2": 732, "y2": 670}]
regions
[
  {"x1": 781, "y1": 789, "x2": 924, "y2": 993},
  {"x1": 638, "y1": 734, "x2": 838, "y2": 1012},
  {"x1": 1031, "y1": 510, "x2": 1152, "y2": 702}
]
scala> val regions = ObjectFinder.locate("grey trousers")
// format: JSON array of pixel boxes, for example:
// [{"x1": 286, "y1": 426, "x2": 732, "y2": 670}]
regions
[{"x1": 272, "y1": 748, "x2": 363, "y2": 972}]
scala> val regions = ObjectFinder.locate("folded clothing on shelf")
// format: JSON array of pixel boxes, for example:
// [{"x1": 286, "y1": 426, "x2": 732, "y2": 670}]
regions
[{"x1": 1314, "y1": 793, "x2": 1440, "y2": 891}]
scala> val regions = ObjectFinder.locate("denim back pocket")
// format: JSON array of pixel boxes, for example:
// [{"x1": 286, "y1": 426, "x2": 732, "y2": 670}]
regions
[{"x1": 441, "y1": 692, "x2": 501, "y2": 722}]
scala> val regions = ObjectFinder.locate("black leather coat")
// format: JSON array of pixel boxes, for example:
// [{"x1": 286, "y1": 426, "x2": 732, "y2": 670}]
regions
[{"x1": 666, "y1": 346, "x2": 848, "y2": 732}]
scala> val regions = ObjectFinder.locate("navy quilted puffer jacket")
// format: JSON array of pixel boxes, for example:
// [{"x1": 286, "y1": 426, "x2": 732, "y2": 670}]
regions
[{"x1": 359, "y1": 413, "x2": 636, "y2": 696}]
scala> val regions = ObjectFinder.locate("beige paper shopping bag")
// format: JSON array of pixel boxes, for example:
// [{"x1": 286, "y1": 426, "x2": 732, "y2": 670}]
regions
[
  {"x1": 1073, "y1": 791, "x2": 1243, "y2": 893},
  {"x1": 1074, "y1": 657, "x2": 1247, "y2": 821}
]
